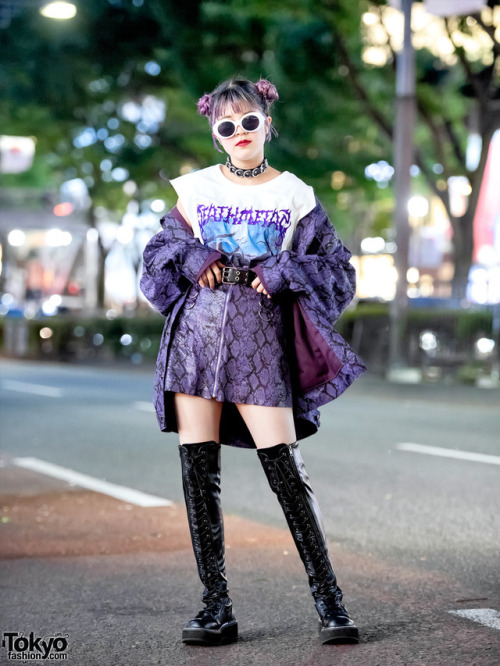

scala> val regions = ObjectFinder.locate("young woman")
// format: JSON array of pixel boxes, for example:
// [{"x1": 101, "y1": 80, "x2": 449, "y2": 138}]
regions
[{"x1": 140, "y1": 77, "x2": 366, "y2": 647}]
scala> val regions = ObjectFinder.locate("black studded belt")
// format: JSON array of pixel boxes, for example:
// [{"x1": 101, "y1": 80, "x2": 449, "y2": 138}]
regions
[{"x1": 221, "y1": 266, "x2": 258, "y2": 286}]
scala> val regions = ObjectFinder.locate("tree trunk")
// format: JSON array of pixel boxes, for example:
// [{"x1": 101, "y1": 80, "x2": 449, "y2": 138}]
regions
[
  {"x1": 450, "y1": 121, "x2": 496, "y2": 301},
  {"x1": 97, "y1": 235, "x2": 107, "y2": 311},
  {"x1": 451, "y1": 209, "x2": 474, "y2": 301},
  {"x1": 86, "y1": 205, "x2": 108, "y2": 312}
]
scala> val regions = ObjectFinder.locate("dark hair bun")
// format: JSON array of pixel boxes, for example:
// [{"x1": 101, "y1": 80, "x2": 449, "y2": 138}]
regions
[{"x1": 255, "y1": 78, "x2": 279, "y2": 103}]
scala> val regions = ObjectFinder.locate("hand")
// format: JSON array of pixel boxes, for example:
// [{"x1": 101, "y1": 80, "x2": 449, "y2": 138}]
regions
[
  {"x1": 198, "y1": 259, "x2": 225, "y2": 289},
  {"x1": 251, "y1": 275, "x2": 271, "y2": 299}
]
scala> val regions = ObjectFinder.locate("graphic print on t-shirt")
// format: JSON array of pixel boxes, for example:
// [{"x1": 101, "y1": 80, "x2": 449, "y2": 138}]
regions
[
  {"x1": 169, "y1": 165, "x2": 317, "y2": 262},
  {"x1": 197, "y1": 203, "x2": 292, "y2": 259}
]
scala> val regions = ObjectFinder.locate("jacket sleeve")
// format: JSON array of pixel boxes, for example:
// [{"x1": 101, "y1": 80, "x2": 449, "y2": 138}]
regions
[
  {"x1": 140, "y1": 207, "x2": 222, "y2": 315},
  {"x1": 252, "y1": 197, "x2": 356, "y2": 324}
]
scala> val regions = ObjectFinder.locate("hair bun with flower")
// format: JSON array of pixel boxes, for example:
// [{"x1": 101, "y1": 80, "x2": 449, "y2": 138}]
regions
[
  {"x1": 197, "y1": 93, "x2": 213, "y2": 117},
  {"x1": 255, "y1": 78, "x2": 279, "y2": 103}
]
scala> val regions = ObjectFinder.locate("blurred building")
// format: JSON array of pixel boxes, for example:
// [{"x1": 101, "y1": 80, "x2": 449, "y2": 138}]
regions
[
  {"x1": 353, "y1": 130, "x2": 500, "y2": 306},
  {"x1": 0, "y1": 188, "x2": 88, "y2": 317}
]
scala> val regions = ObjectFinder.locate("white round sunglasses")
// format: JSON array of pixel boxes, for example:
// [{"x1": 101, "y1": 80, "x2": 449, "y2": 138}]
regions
[{"x1": 212, "y1": 111, "x2": 267, "y2": 141}]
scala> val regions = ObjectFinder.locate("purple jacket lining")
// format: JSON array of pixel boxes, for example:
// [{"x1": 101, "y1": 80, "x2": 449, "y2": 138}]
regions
[
  {"x1": 293, "y1": 300, "x2": 343, "y2": 390},
  {"x1": 170, "y1": 206, "x2": 344, "y2": 392}
]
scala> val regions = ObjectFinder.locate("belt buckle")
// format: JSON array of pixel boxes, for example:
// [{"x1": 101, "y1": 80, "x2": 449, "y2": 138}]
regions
[{"x1": 222, "y1": 266, "x2": 241, "y2": 284}]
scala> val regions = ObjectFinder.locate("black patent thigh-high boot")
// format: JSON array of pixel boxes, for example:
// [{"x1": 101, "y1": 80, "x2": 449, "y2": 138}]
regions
[
  {"x1": 257, "y1": 441, "x2": 359, "y2": 645},
  {"x1": 178, "y1": 441, "x2": 238, "y2": 645}
]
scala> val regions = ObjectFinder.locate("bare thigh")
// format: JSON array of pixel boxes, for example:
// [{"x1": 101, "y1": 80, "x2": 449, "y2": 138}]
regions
[
  {"x1": 174, "y1": 393, "x2": 223, "y2": 445},
  {"x1": 235, "y1": 403, "x2": 296, "y2": 449}
]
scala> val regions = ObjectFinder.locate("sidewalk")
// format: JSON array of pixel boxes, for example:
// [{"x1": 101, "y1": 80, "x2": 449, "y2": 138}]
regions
[
  {"x1": 1, "y1": 462, "x2": 499, "y2": 665},
  {"x1": 350, "y1": 369, "x2": 500, "y2": 407}
]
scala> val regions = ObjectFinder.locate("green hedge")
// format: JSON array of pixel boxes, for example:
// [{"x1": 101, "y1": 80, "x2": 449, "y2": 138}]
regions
[
  {"x1": 335, "y1": 304, "x2": 495, "y2": 373},
  {"x1": 0, "y1": 306, "x2": 495, "y2": 371},
  {"x1": 1, "y1": 314, "x2": 165, "y2": 362}
]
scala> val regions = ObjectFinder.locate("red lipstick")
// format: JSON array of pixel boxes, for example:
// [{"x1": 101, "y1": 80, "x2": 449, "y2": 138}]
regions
[{"x1": 236, "y1": 139, "x2": 251, "y2": 146}]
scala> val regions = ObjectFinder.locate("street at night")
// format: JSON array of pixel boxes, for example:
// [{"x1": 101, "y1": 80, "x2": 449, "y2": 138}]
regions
[{"x1": 1, "y1": 360, "x2": 499, "y2": 665}]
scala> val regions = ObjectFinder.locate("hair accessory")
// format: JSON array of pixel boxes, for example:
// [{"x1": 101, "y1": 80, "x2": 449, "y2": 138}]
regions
[
  {"x1": 197, "y1": 93, "x2": 213, "y2": 117},
  {"x1": 255, "y1": 79, "x2": 279, "y2": 103},
  {"x1": 225, "y1": 155, "x2": 268, "y2": 178}
]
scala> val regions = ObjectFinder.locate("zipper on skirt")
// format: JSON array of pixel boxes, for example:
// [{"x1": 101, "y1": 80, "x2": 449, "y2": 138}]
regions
[{"x1": 212, "y1": 285, "x2": 232, "y2": 398}]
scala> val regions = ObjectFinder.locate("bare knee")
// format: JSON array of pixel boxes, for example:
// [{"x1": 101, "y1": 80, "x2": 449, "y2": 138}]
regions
[
  {"x1": 174, "y1": 393, "x2": 223, "y2": 445},
  {"x1": 235, "y1": 403, "x2": 296, "y2": 449}
]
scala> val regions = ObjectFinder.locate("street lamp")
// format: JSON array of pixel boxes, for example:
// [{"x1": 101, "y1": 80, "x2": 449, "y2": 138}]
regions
[
  {"x1": 40, "y1": 2, "x2": 77, "y2": 20},
  {"x1": 388, "y1": 0, "x2": 415, "y2": 378}
]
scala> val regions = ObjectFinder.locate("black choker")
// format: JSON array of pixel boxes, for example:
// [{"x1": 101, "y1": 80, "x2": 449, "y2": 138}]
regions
[{"x1": 225, "y1": 156, "x2": 268, "y2": 178}]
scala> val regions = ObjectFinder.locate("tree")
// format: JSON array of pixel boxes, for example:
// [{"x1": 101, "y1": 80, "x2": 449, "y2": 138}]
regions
[
  {"x1": 147, "y1": 0, "x2": 500, "y2": 296},
  {"x1": 3, "y1": 0, "x2": 496, "y2": 306},
  {"x1": 324, "y1": 0, "x2": 500, "y2": 297},
  {"x1": 1, "y1": 1, "x2": 185, "y2": 307},
  {"x1": 1, "y1": 0, "x2": 386, "y2": 314}
]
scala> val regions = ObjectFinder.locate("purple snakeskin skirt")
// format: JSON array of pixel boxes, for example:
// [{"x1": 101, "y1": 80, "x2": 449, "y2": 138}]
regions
[{"x1": 163, "y1": 281, "x2": 294, "y2": 407}]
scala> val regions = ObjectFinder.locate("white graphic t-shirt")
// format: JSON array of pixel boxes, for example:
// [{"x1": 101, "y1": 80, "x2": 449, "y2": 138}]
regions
[{"x1": 169, "y1": 165, "x2": 316, "y2": 263}]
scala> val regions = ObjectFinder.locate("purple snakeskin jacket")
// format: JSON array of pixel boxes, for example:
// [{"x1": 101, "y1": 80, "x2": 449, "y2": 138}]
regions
[{"x1": 140, "y1": 196, "x2": 367, "y2": 448}]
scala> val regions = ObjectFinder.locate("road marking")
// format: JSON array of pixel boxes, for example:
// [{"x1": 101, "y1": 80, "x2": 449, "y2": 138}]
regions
[
  {"x1": 396, "y1": 443, "x2": 500, "y2": 466},
  {"x1": 448, "y1": 609, "x2": 500, "y2": 631},
  {"x1": 134, "y1": 401, "x2": 155, "y2": 412},
  {"x1": 1, "y1": 380, "x2": 63, "y2": 398},
  {"x1": 13, "y1": 457, "x2": 173, "y2": 508}
]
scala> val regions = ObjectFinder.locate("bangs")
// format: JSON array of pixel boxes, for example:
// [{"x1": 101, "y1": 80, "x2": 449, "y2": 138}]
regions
[{"x1": 211, "y1": 88, "x2": 260, "y2": 124}]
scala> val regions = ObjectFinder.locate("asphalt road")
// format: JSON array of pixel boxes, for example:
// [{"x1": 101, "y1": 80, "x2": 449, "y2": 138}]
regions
[{"x1": 1, "y1": 359, "x2": 499, "y2": 665}]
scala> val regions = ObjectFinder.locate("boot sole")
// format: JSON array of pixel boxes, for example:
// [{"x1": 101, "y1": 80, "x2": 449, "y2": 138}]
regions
[
  {"x1": 319, "y1": 623, "x2": 359, "y2": 645},
  {"x1": 182, "y1": 621, "x2": 238, "y2": 646}
]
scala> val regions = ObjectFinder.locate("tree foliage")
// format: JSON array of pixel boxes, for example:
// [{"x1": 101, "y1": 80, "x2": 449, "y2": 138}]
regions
[{"x1": 1, "y1": 0, "x2": 499, "y2": 301}]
